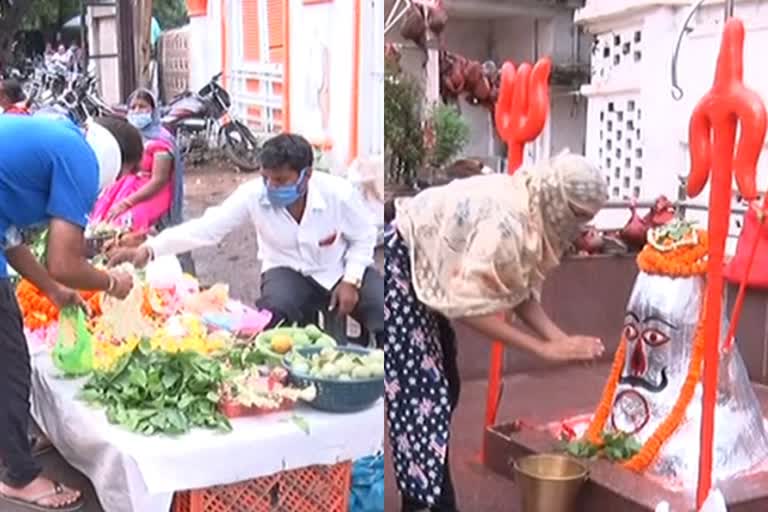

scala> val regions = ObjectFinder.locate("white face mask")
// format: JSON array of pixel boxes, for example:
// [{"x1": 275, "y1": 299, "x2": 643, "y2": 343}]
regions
[{"x1": 127, "y1": 112, "x2": 152, "y2": 130}]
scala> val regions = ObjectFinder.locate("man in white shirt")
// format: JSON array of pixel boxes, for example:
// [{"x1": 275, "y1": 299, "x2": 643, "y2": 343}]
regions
[{"x1": 108, "y1": 133, "x2": 383, "y2": 345}]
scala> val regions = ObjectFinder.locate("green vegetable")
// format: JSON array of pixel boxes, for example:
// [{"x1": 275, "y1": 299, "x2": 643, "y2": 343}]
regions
[
  {"x1": 304, "y1": 324, "x2": 323, "y2": 340},
  {"x1": 314, "y1": 335, "x2": 336, "y2": 348},
  {"x1": 291, "y1": 348, "x2": 384, "y2": 381},
  {"x1": 292, "y1": 332, "x2": 311, "y2": 346},
  {"x1": 81, "y1": 339, "x2": 231, "y2": 435},
  {"x1": 560, "y1": 432, "x2": 641, "y2": 462}
]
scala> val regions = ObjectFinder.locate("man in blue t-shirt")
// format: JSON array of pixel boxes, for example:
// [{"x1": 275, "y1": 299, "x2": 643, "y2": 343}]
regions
[{"x1": 0, "y1": 115, "x2": 141, "y2": 511}]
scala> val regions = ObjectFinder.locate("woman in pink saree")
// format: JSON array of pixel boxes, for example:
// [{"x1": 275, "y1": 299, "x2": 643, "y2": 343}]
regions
[{"x1": 91, "y1": 89, "x2": 182, "y2": 233}]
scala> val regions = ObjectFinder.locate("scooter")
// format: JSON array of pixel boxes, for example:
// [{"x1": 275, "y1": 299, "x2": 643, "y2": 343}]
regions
[{"x1": 161, "y1": 73, "x2": 261, "y2": 172}]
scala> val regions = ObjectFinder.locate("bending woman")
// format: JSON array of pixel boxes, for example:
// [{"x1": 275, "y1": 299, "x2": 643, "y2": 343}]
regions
[
  {"x1": 386, "y1": 151, "x2": 608, "y2": 511},
  {"x1": 91, "y1": 89, "x2": 184, "y2": 233}
]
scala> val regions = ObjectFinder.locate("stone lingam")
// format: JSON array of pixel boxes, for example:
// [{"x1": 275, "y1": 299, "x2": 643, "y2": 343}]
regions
[
  {"x1": 484, "y1": 221, "x2": 768, "y2": 510},
  {"x1": 584, "y1": 221, "x2": 768, "y2": 488}
]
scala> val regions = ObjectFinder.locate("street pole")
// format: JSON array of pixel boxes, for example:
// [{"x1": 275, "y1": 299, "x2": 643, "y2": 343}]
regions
[{"x1": 135, "y1": 0, "x2": 153, "y2": 88}]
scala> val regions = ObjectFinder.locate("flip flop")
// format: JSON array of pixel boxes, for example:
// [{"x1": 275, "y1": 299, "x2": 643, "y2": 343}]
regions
[
  {"x1": 29, "y1": 435, "x2": 53, "y2": 457},
  {"x1": 0, "y1": 482, "x2": 84, "y2": 512}
]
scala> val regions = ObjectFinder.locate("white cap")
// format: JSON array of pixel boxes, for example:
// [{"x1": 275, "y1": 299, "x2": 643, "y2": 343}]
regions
[{"x1": 84, "y1": 119, "x2": 122, "y2": 191}]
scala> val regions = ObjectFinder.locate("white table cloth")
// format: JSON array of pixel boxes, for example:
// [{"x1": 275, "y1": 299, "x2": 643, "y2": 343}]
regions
[{"x1": 29, "y1": 353, "x2": 384, "y2": 512}]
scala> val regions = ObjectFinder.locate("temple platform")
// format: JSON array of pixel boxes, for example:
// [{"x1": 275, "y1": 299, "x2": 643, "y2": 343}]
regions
[{"x1": 483, "y1": 364, "x2": 768, "y2": 512}]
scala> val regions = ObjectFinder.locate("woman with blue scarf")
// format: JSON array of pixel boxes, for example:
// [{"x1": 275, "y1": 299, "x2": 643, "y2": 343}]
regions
[{"x1": 91, "y1": 89, "x2": 184, "y2": 233}]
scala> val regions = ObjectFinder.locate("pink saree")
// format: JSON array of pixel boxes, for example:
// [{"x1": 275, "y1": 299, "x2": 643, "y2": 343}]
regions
[{"x1": 91, "y1": 139, "x2": 174, "y2": 233}]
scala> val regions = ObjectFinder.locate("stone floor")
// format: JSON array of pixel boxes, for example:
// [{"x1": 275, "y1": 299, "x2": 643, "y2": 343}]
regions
[{"x1": 384, "y1": 363, "x2": 614, "y2": 511}]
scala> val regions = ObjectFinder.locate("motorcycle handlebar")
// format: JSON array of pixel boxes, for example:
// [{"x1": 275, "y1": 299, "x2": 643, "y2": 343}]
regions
[{"x1": 212, "y1": 72, "x2": 223, "y2": 82}]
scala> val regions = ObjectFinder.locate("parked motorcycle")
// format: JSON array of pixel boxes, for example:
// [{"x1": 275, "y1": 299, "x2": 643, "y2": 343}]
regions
[{"x1": 162, "y1": 73, "x2": 261, "y2": 172}]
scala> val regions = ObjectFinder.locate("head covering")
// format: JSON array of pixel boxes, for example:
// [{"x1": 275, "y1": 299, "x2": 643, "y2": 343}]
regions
[
  {"x1": 394, "y1": 150, "x2": 607, "y2": 318},
  {"x1": 84, "y1": 119, "x2": 122, "y2": 191},
  {"x1": 127, "y1": 88, "x2": 185, "y2": 226},
  {"x1": 524, "y1": 150, "x2": 608, "y2": 272}
]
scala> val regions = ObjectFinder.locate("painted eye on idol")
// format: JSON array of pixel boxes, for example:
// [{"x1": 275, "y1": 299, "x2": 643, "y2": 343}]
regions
[
  {"x1": 622, "y1": 324, "x2": 639, "y2": 341},
  {"x1": 641, "y1": 328, "x2": 670, "y2": 347}
]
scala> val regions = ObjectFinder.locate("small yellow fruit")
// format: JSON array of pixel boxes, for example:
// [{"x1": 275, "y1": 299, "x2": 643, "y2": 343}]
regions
[{"x1": 270, "y1": 334, "x2": 293, "y2": 354}]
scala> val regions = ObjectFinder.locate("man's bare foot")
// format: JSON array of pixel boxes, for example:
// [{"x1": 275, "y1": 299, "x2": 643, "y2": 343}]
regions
[{"x1": 0, "y1": 477, "x2": 83, "y2": 511}]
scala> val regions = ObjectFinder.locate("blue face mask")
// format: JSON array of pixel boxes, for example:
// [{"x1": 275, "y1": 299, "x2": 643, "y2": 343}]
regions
[
  {"x1": 127, "y1": 112, "x2": 152, "y2": 130},
  {"x1": 265, "y1": 169, "x2": 308, "y2": 207}
]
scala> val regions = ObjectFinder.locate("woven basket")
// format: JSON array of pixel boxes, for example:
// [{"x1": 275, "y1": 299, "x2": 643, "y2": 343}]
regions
[
  {"x1": 172, "y1": 462, "x2": 352, "y2": 512},
  {"x1": 283, "y1": 346, "x2": 384, "y2": 413}
]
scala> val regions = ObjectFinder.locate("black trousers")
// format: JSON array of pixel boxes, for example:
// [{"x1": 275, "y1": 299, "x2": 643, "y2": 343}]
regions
[
  {"x1": 254, "y1": 267, "x2": 384, "y2": 345},
  {"x1": 0, "y1": 279, "x2": 42, "y2": 487},
  {"x1": 401, "y1": 316, "x2": 461, "y2": 512}
]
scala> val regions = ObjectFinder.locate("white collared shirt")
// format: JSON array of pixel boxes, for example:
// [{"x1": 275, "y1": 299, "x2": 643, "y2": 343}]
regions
[{"x1": 146, "y1": 172, "x2": 377, "y2": 290}]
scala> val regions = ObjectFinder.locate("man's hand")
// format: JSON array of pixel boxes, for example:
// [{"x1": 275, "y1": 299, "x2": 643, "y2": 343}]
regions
[
  {"x1": 329, "y1": 282, "x2": 360, "y2": 316},
  {"x1": 537, "y1": 335, "x2": 605, "y2": 363},
  {"x1": 48, "y1": 285, "x2": 89, "y2": 314},
  {"x1": 107, "y1": 246, "x2": 152, "y2": 269},
  {"x1": 107, "y1": 271, "x2": 133, "y2": 299}
]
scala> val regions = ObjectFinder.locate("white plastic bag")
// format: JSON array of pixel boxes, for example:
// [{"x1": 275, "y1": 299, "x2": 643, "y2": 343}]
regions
[{"x1": 145, "y1": 254, "x2": 183, "y2": 289}]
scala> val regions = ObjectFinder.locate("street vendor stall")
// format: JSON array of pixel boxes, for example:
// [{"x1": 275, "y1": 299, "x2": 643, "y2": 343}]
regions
[
  {"x1": 20, "y1": 252, "x2": 384, "y2": 512},
  {"x1": 30, "y1": 353, "x2": 382, "y2": 512}
]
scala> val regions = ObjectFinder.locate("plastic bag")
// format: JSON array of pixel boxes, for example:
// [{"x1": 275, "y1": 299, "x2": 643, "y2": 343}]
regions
[
  {"x1": 349, "y1": 454, "x2": 384, "y2": 512},
  {"x1": 52, "y1": 306, "x2": 94, "y2": 377}
]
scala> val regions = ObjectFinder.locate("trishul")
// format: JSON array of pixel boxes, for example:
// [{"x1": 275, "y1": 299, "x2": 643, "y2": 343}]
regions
[
  {"x1": 482, "y1": 57, "x2": 551, "y2": 464},
  {"x1": 494, "y1": 58, "x2": 551, "y2": 173},
  {"x1": 686, "y1": 17, "x2": 766, "y2": 509}
]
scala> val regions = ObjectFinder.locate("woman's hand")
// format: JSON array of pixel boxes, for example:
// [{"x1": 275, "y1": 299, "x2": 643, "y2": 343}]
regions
[
  {"x1": 107, "y1": 200, "x2": 132, "y2": 221},
  {"x1": 537, "y1": 335, "x2": 605, "y2": 363}
]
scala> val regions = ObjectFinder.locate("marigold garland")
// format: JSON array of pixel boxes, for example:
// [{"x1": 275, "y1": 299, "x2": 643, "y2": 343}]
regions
[
  {"x1": 16, "y1": 279, "x2": 102, "y2": 331},
  {"x1": 584, "y1": 226, "x2": 709, "y2": 471},
  {"x1": 585, "y1": 338, "x2": 627, "y2": 444},
  {"x1": 636, "y1": 230, "x2": 709, "y2": 277}
]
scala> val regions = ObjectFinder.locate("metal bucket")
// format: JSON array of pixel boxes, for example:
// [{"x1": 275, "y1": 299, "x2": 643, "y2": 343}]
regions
[{"x1": 512, "y1": 454, "x2": 588, "y2": 512}]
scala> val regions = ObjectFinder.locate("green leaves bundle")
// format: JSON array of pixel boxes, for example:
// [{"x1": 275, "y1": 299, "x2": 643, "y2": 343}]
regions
[{"x1": 81, "y1": 340, "x2": 231, "y2": 435}]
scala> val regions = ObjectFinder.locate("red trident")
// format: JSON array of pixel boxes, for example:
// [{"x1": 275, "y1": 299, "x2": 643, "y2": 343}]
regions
[
  {"x1": 494, "y1": 58, "x2": 552, "y2": 173},
  {"x1": 686, "y1": 18, "x2": 766, "y2": 509},
  {"x1": 481, "y1": 57, "x2": 551, "y2": 464}
]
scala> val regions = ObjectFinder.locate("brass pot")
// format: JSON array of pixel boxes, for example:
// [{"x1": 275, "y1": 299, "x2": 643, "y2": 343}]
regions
[{"x1": 511, "y1": 454, "x2": 589, "y2": 512}]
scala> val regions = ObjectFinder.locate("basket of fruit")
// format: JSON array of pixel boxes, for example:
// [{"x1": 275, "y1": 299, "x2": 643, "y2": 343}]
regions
[
  {"x1": 283, "y1": 346, "x2": 384, "y2": 413},
  {"x1": 255, "y1": 324, "x2": 336, "y2": 365}
]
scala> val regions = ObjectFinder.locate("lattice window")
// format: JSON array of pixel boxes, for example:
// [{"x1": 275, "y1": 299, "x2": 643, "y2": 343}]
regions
[
  {"x1": 596, "y1": 96, "x2": 643, "y2": 200},
  {"x1": 591, "y1": 27, "x2": 643, "y2": 84}
]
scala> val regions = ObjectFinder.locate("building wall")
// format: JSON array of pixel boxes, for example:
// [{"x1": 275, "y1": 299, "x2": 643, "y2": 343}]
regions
[
  {"x1": 577, "y1": 0, "x2": 768, "y2": 252},
  {"x1": 88, "y1": 5, "x2": 120, "y2": 105},
  {"x1": 390, "y1": 9, "x2": 589, "y2": 170}
]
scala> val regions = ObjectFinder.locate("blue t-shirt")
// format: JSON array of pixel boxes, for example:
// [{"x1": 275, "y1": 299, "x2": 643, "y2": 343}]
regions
[{"x1": 0, "y1": 116, "x2": 99, "y2": 277}]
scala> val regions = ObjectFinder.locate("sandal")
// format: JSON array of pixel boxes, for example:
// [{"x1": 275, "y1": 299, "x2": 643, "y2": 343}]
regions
[
  {"x1": 29, "y1": 435, "x2": 53, "y2": 457},
  {"x1": 0, "y1": 482, "x2": 84, "y2": 512}
]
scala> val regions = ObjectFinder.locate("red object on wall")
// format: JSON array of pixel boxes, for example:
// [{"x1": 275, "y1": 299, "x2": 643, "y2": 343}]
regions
[
  {"x1": 685, "y1": 17, "x2": 766, "y2": 509},
  {"x1": 494, "y1": 58, "x2": 551, "y2": 172},
  {"x1": 186, "y1": 0, "x2": 208, "y2": 17},
  {"x1": 725, "y1": 204, "x2": 768, "y2": 287}
]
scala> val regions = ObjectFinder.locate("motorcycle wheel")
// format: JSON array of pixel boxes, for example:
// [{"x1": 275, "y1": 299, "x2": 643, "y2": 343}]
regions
[{"x1": 220, "y1": 121, "x2": 261, "y2": 172}]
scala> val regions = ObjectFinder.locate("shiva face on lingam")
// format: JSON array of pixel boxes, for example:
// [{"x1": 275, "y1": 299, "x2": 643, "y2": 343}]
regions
[{"x1": 586, "y1": 221, "x2": 768, "y2": 490}]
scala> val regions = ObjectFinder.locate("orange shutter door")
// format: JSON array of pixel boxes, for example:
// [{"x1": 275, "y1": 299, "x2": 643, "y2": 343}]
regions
[
  {"x1": 243, "y1": 0, "x2": 261, "y2": 61},
  {"x1": 267, "y1": 0, "x2": 285, "y2": 62}
]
